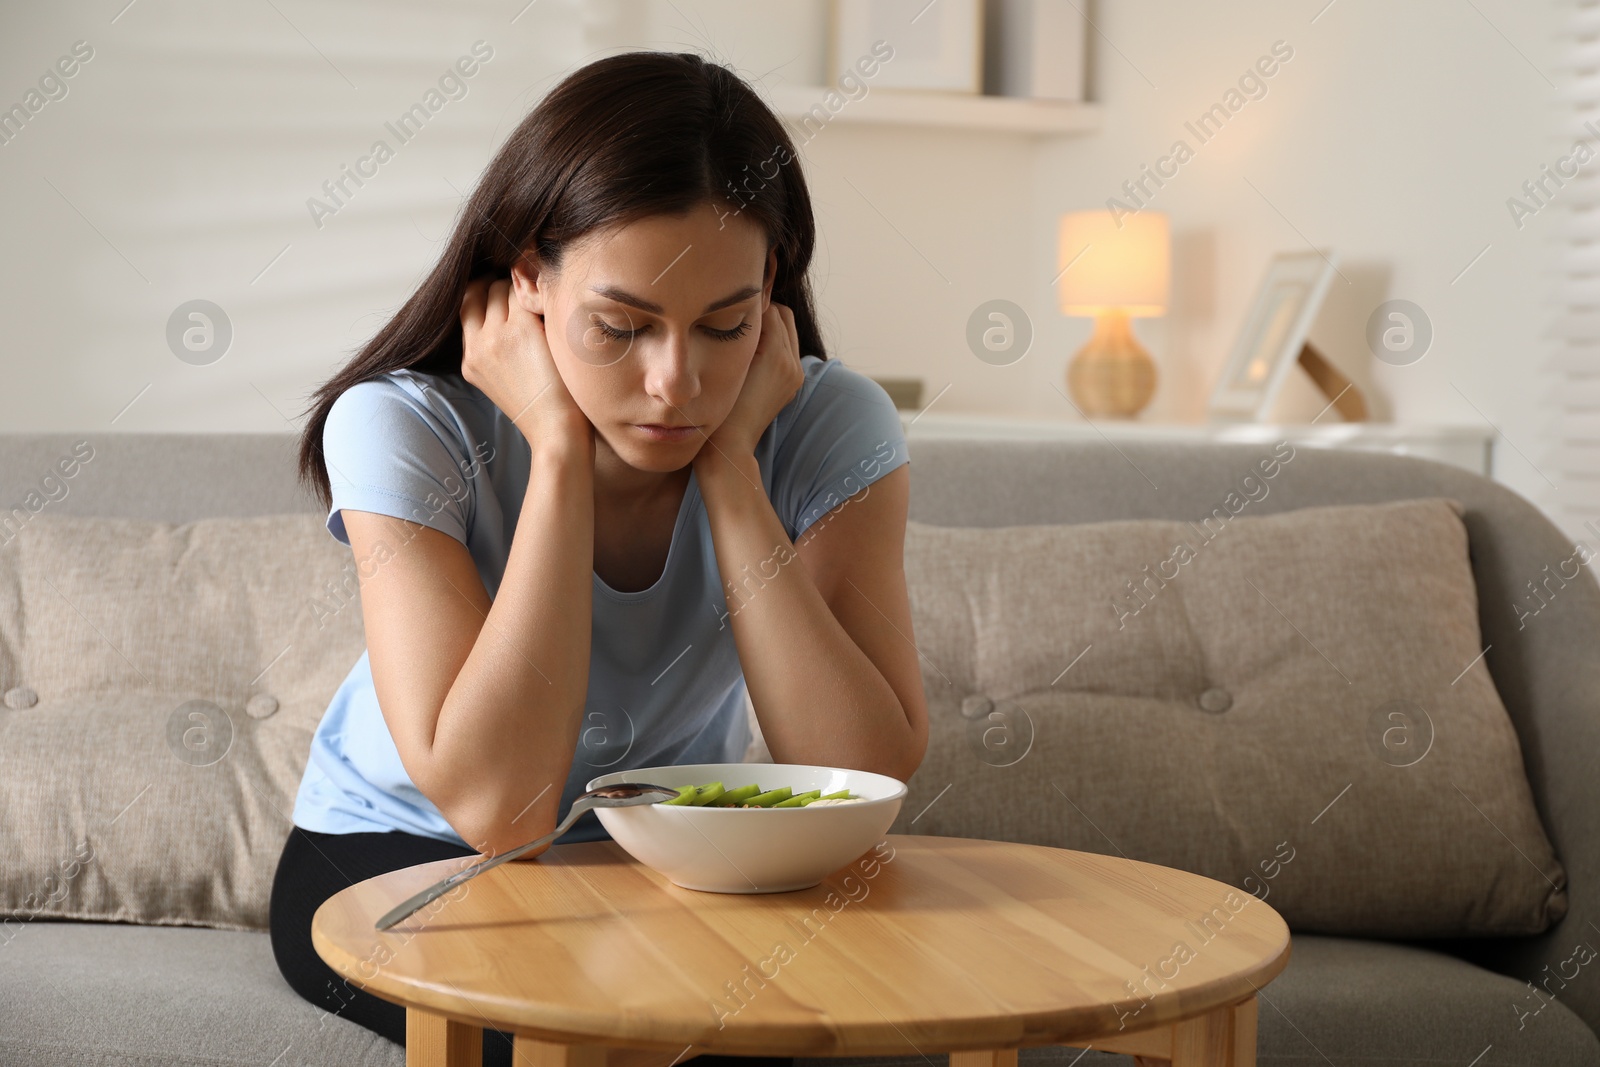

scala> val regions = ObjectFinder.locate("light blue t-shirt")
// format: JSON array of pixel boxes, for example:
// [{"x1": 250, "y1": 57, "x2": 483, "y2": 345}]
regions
[{"x1": 291, "y1": 354, "x2": 910, "y2": 848}]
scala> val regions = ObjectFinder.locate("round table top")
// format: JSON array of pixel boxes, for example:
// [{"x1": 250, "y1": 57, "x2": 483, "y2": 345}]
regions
[{"x1": 312, "y1": 834, "x2": 1291, "y2": 1057}]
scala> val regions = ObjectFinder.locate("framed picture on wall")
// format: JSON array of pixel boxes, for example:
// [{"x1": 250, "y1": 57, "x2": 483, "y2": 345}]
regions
[
  {"x1": 1207, "y1": 250, "x2": 1340, "y2": 422},
  {"x1": 829, "y1": 0, "x2": 983, "y2": 93}
]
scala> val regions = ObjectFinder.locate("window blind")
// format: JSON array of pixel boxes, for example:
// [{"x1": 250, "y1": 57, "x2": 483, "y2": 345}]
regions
[{"x1": 1556, "y1": 0, "x2": 1600, "y2": 546}]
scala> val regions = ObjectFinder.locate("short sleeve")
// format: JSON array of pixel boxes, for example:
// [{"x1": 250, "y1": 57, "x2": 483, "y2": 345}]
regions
[
  {"x1": 321, "y1": 377, "x2": 473, "y2": 547},
  {"x1": 773, "y1": 358, "x2": 910, "y2": 542}
]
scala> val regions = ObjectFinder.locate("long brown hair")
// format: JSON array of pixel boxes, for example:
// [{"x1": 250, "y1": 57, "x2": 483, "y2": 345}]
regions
[{"x1": 295, "y1": 49, "x2": 826, "y2": 510}]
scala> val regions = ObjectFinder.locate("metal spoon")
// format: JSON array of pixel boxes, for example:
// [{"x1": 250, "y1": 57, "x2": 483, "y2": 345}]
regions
[{"x1": 373, "y1": 783, "x2": 681, "y2": 931}]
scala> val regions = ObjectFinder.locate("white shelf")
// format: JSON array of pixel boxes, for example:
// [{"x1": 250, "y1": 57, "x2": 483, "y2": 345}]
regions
[
  {"x1": 766, "y1": 84, "x2": 1102, "y2": 135},
  {"x1": 899, "y1": 411, "x2": 1497, "y2": 477}
]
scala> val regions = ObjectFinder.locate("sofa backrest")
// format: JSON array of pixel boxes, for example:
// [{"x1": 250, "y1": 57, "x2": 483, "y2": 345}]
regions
[
  {"x1": 1, "y1": 435, "x2": 315, "y2": 526},
  {"x1": 3, "y1": 431, "x2": 1597, "y2": 1027},
  {"x1": 908, "y1": 435, "x2": 1600, "y2": 1034}
]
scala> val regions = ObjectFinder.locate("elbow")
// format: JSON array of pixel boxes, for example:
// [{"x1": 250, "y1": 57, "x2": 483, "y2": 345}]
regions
[
  {"x1": 851, "y1": 700, "x2": 926, "y2": 784},
  {"x1": 453, "y1": 811, "x2": 553, "y2": 862},
  {"x1": 894, "y1": 712, "x2": 930, "y2": 782},
  {"x1": 891, "y1": 746, "x2": 926, "y2": 784},
  {"x1": 447, "y1": 792, "x2": 560, "y2": 862},
  {"x1": 867, "y1": 727, "x2": 926, "y2": 784},
  {"x1": 888, "y1": 687, "x2": 929, "y2": 780},
  {"x1": 415, "y1": 750, "x2": 564, "y2": 860},
  {"x1": 481, "y1": 832, "x2": 554, "y2": 863}
]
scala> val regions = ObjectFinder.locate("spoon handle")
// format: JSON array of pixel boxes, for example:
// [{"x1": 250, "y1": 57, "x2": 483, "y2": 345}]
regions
[{"x1": 373, "y1": 800, "x2": 589, "y2": 931}]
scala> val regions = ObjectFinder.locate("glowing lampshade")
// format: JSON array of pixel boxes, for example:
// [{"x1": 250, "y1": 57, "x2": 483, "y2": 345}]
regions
[
  {"x1": 1056, "y1": 210, "x2": 1171, "y2": 418},
  {"x1": 1058, "y1": 210, "x2": 1170, "y2": 317}
]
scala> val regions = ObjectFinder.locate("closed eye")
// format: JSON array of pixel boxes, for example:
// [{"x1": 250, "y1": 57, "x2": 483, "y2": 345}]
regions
[
  {"x1": 706, "y1": 320, "x2": 755, "y2": 342},
  {"x1": 591, "y1": 317, "x2": 753, "y2": 343},
  {"x1": 592, "y1": 316, "x2": 640, "y2": 342}
]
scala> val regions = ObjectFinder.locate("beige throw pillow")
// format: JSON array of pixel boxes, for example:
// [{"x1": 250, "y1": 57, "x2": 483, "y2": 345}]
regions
[
  {"x1": 890, "y1": 497, "x2": 1567, "y2": 937},
  {"x1": 0, "y1": 514, "x2": 366, "y2": 932}
]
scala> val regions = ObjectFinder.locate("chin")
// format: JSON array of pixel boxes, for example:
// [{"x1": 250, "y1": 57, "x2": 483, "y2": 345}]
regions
[
  {"x1": 604, "y1": 428, "x2": 703, "y2": 470},
  {"x1": 628, "y1": 450, "x2": 696, "y2": 473}
]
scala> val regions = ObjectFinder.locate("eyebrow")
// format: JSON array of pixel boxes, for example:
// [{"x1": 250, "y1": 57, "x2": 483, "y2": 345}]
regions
[{"x1": 589, "y1": 284, "x2": 762, "y2": 316}]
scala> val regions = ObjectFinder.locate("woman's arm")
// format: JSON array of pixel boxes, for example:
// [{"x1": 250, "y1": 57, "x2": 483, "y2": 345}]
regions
[
  {"x1": 690, "y1": 302, "x2": 929, "y2": 780},
  {"x1": 347, "y1": 433, "x2": 595, "y2": 861},
  {"x1": 349, "y1": 276, "x2": 599, "y2": 860},
  {"x1": 694, "y1": 452, "x2": 928, "y2": 780}
]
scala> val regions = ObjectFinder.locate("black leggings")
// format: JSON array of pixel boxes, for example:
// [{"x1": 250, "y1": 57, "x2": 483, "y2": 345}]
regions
[{"x1": 269, "y1": 824, "x2": 792, "y2": 1067}]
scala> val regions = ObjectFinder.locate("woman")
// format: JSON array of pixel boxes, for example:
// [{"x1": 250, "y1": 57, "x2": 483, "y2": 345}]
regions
[{"x1": 270, "y1": 49, "x2": 929, "y2": 1067}]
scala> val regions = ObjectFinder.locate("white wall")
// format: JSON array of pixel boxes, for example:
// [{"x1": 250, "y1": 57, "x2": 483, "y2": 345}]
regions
[
  {"x1": 786, "y1": 0, "x2": 1561, "y2": 521},
  {"x1": 0, "y1": 0, "x2": 1567, "y2": 526}
]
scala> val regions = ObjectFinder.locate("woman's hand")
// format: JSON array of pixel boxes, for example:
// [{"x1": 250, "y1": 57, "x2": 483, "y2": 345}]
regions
[
  {"x1": 700, "y1": 300, "x2": 805, "y2": 460},
  {"x1": 459, "y1": 276, "x2": 592, "y2": 451}
]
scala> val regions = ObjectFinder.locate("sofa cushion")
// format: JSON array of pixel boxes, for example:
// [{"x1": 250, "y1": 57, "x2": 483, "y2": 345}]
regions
[
  {"x1": 3, "y1": 924, "x2": 1594, "y2": 1067},
  {"x1": 791, "y1": 935, "x2": 1600, "y2": 1067},
  {"x1": 889, "y1": 498, "x2": 1567, "y2": 938},
  {"x1": 0, "y1": 921, "x2": 404, "y2": 1067},
  {"x1": 0, "y1": 514, "x2": 366, "y2": 931}
]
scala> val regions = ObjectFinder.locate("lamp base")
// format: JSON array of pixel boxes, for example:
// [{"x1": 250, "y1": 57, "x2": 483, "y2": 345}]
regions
[{"x1": 1067, "y1": 310, "x2": 1157, "y2": 418}]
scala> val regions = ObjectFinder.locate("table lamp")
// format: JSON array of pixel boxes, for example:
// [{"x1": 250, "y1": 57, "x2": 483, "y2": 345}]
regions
[{"x1": 1057, "y1": 209, "x2": 1170, "y2": 418}]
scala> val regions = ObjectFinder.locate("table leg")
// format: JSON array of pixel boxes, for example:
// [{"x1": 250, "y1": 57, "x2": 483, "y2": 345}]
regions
[
  {"x1": 406, "y1": 1007, "x2": 482, "y2": 1067},
  {"x1": 1230, "y1": 997, "x2": 1259, "y2": 1067},
  {"x1": 1110, "y1": 996, "x2": 1259, "y2": 1067},
  {"x1": 950, "y1": 1051, "x2": 1018, "y2": 1067},
  {"x1": 1171, "y1": 996, "x2": 1256, "y2": 1067},
  {"x1": 512, "y1": 1036, "x2": 629, "y2": 1067}
]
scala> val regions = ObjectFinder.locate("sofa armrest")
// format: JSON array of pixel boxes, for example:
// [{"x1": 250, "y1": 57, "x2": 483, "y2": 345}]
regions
[{"x1": 1451, "y1": 523, "x2": 1600, "y2": 1036}]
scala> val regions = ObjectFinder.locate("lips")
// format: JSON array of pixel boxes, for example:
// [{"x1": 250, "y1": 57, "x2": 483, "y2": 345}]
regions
[{"x1": 633, "y1": 423, "x2": 700, "y2": 441}]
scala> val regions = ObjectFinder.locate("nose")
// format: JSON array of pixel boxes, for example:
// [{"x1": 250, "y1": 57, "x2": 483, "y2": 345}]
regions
[{"x1": 641, "y1": 330, "x2": 701, "y2": 410}]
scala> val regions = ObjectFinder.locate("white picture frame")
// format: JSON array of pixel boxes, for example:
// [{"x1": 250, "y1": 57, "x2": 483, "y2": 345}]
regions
[
  {"x1": 1207, "y1": 250, "x2": 1339, "y2": 422},
  {"x1": 983, "y1": 0, "x2": 1087, "y2": 101},
  {"x1": 829, "y1": 0, "x2": 984, "y2": 94}
]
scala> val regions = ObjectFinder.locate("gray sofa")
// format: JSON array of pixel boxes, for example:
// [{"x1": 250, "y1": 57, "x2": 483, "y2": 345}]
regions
[{"x1": 2, "y1": 431, "x2": 1598, "y2": 1067}]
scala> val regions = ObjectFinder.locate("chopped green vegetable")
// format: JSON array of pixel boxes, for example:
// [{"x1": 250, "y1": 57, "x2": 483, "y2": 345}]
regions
[
  {"x1": 661, "y1": 785, "x2": 698, "y2": 805},
  {"x1": 688, "y1": 782, "x2": 726, "y2": 806},
  {"x1": 657, "y1": 781, "x2": 858, "y2": 807},
  {"x1": 709, "y1": 783, "x2": 762, "y2": 806}
]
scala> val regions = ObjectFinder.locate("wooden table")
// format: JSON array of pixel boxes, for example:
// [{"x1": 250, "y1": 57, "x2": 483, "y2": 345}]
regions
[{"x1": 311, "y1": 834, "x2": 1291, "y2": 1067}]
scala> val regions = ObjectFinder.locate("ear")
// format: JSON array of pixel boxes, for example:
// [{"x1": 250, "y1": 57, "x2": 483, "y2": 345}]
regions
[
  {"x1": 761, "y1": 246, "x2": 778, "y2": 310},
  {"x1": 509, "y1": 251, "x2": 547, "y2": 315}
]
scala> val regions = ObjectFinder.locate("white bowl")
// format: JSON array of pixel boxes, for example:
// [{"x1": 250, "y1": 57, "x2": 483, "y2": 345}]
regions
[{"x1": 585, "y1": 763, "x2": 906, "y2": 893}]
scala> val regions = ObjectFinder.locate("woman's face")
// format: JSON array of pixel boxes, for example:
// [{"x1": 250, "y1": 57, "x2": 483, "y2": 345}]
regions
[{"x1": 511, "y1": 200, "x2": 777, "y2": 474}]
